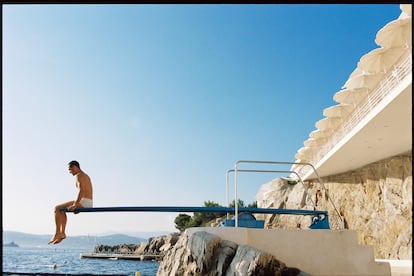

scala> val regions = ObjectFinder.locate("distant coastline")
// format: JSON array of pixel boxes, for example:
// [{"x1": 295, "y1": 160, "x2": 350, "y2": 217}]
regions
[
  {"x1": 2, "y1": 230, "x2": 164, "y2": 249},
  {"x1": 3, "y1": 241, "x2": 19, "y2": 247}
]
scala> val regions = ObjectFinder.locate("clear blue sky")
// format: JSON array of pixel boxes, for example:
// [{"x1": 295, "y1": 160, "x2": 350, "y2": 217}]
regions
[{"x1": 3, "y1": 4, "x2": 401, "y2": 236}]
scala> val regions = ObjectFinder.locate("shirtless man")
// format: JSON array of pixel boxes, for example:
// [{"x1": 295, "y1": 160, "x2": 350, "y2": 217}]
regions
[{"x1": 48, "y1": 160, "x2": 93, "y2": 244}]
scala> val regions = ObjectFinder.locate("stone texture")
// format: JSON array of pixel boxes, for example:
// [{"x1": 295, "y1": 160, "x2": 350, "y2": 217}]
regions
[
  {"x1": 157, "y1": 231, "x2": 304, "y2": 276},
  {"x1": 257, "y1": 154, "x2": 412, "y2": 259},
  {"x1": 157, "y1": 231, "x2": 223, "y2": 276},
  {"x1": 214, "y1": 240, "x2": 238, "y2": 275},
  {"x1": 225, "y1": 244, "x2": 286, "y2": 276},
  {"x1": 93, "y1": 232, "x2": 180, "y2": 258}
]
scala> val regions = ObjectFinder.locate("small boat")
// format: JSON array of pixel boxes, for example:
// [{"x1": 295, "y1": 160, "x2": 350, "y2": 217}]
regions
[{"x1": 4, "y1": 241, "x2": 19, "y2": 247}]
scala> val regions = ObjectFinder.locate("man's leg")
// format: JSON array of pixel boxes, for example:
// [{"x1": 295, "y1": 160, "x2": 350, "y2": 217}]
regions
[
  {"x1": 60, "y1": 209, "x2": 68, "y2": 238},
  {"x1": 49, "y1": 211, "x2": 60, "y2": 244},
  {"x1": 49, "y1": 201, "x2": 74, "y2": 244}
]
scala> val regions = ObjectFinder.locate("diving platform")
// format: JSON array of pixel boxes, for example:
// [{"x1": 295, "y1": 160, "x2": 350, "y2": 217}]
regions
[
  {"x1": 62, "y1": 206, "x2": 327, "y2": 216},
  {"x1": 62, "y1": 206, "x2": 330, "y2": 230}
]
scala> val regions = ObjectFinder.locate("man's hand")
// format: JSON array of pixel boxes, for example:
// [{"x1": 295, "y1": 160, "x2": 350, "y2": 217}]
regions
[{"x1": 68, "y1": 204, "x2": 79, "y2": 214}]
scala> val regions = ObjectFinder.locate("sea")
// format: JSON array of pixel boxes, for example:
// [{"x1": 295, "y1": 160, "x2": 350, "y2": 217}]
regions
[{"x1": 2, "y1": 246, "x2": 159, "y2": 276}]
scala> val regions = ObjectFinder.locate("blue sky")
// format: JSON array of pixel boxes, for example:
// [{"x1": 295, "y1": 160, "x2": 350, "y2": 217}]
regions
[{"x1": 3, "y1": 4, "x2": 401, "y2": 236}]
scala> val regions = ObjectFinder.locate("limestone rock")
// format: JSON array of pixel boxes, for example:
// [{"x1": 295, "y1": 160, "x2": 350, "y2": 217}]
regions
[
  {"x1": 225, "y1": 244, "x2": 286, "y2": 276},
  {"x1": 133, "y1": 242, "x2": 148, "y2": 255},
  {"x1": 214, "y1": 240, "x2": 238, "y2": 275},
  {"x1": 157, "y1": 230, "x2": 304, "y2": 276},
  {"x1": 94, "y1": 232, "x2": 180, "y2": 258},
  {"x1": 157, "y1": 231, "x2": 222, "y2": 275},
  {"x1": 159, "y1": 232, "x2": 181, "y2": 253},
  {"x1": 93, "y1": 243, "x2": 137, "y2": 254},
  {"x1": 188, "y1": 231, "x2": 221, "y2": 272}
]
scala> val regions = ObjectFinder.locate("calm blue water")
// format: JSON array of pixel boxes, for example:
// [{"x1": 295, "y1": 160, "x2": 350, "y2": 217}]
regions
[{"x1": 2, "y1": 246, "x2": 159, "y2": 276}]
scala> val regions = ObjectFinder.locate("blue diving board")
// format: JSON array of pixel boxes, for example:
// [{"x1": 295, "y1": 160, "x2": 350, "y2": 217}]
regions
[
  {"x1": 61, "y1": 206, "x2": 330, "y2": 229},
  {"x1": 62, "y1": 206, "x2": 328, "y2": 216}
]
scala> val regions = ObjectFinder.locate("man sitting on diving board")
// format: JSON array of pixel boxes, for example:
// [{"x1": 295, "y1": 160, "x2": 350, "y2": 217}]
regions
[{"x1": 48, "y1": 160, "x2": 93, "y2": 244}]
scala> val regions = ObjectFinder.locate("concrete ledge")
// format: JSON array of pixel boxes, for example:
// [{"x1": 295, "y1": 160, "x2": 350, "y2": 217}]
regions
[
  {"x1": 376, "y1": 259, "x2": 412, "y2": 276},
  {"x1": 187, "y1": 227, "x2": 391, "y2": 276}
]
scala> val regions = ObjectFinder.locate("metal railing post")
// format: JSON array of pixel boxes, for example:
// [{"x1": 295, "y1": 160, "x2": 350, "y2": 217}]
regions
[
  {"x1": 231, "y1": 160, "x2": 344, "y2": 229},
  {"x1": 225, "y1": 170, "x2": 230, "y2": 220},
  {"x1": 226, "y1": 169, "x2": 315, "y2": 210},
  {"x1": 234, "y1": 163, "x2": 238, "y2": 227}
]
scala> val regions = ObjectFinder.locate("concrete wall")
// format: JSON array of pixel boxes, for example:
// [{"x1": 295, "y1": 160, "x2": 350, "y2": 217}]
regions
[{"x1": 188, "y1": 227, "x2": 391, "y2": 276}]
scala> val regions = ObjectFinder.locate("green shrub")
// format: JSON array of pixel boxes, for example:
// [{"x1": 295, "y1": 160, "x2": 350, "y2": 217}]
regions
[{"x1": 174, "y1": 199, "x2": 257, "y2": 231}]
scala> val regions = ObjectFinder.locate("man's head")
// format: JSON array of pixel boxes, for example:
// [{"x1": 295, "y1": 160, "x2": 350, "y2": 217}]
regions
[{"x1": 68, "y1": 160, "x2": 81, "y2": 175}]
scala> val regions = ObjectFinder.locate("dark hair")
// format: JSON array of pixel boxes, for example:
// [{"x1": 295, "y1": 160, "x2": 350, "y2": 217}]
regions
[{"x1": 68, "y1": 160, "x2": 80, "y2": 168}]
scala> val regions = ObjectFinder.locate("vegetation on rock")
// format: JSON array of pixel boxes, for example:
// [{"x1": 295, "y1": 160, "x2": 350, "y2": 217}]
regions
[{"x1": 174, "y1": 200, "x2": 257, "y2": 232}]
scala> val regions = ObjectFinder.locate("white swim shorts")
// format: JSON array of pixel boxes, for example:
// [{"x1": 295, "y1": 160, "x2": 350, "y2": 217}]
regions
[{"x1": 79, "y1": 198, "x2": 93, "y2": 208}]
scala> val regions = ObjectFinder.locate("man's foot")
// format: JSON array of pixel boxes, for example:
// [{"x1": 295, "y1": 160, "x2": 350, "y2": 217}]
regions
[
  {"x1": 48, "y1": 235, "x2": 59, "y2": 244},
  {"x1": 52, "y1": 234, "x2": 66, "y2": 244}
]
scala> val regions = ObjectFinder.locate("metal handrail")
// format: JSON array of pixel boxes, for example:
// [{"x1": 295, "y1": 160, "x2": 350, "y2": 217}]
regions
[
  {"x1": 225, "y1": 169, "x2": 316, "y2": 220},
  {"x1": 233, "y1": 160, "x2": 343, "y2": 228}
]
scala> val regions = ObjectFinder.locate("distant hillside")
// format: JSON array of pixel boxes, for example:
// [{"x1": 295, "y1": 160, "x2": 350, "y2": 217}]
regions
[{"x1": 3, "y1": 231, "x2": 148, "y2": 250}]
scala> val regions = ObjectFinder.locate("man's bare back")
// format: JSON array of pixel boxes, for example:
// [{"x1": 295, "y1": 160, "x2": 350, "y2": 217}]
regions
[{"x1": 74, "y1": 171, "x2": 93, "y2": 204}]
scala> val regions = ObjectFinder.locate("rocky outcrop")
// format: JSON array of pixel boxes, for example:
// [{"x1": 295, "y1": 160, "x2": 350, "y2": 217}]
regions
[
  {"x1": 93, "y1": 232, "x2": 181, "y2": 259},
  {"x1": 157, "y1": 230, "x2": 306, "y2": 276},
  {"x1": 257, "y1": 154, "x2": 412, "y2": 259}
]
